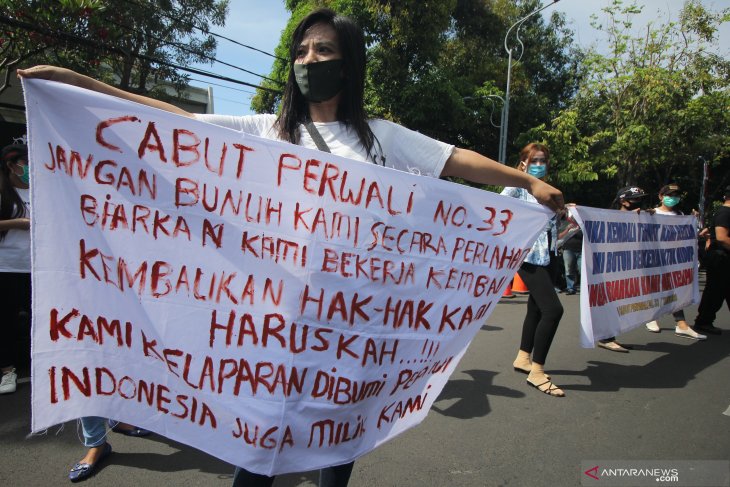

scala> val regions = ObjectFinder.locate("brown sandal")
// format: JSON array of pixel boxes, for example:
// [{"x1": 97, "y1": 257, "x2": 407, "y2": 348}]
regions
[{"x1": 527, "y1": 378, "x2": 565, "y2": 397}]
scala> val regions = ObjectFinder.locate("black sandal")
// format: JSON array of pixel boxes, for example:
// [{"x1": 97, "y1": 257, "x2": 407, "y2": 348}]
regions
[{"x1": 527, "y1": 378, "x2": 565, "y2": 397}]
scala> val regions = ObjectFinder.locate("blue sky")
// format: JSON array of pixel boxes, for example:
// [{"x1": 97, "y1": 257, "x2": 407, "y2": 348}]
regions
[{"x1": 189, "y1": 0, "x2": 729, "y2": 116}]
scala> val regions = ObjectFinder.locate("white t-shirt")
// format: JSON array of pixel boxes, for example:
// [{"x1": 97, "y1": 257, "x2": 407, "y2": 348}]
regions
[
  {"x1": 654, "y1": 208, "x2": 678, "y2": 216},
  {"x1": 194, "y1": 114, "x2": 454, "y2": 178},
  {"x1": 0, "y1": 187, "x2": 30, "y2": 273}
]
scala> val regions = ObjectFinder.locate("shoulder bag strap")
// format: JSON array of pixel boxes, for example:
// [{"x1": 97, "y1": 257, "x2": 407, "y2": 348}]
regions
[{"x1": 303, "y1": 121, "x2": 331, "y2": 153}]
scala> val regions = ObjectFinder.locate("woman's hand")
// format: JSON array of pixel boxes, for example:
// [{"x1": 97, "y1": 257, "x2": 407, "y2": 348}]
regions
[{"x1": 528, "y1": 178, "x2": 565, "y2": 213}]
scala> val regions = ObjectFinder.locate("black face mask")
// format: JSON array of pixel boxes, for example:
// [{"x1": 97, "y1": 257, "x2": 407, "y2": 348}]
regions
[
  {"x1": 293, "y1": 59, "x2": 344, "y2": 102},
  {"x1": 624, "y1": 200, "x2": 641, "y2": 210}
]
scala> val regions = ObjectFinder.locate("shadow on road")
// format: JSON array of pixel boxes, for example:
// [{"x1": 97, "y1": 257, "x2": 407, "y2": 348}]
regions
[
  {"x1": 553, "y1": 333, "x2": 730, "y2": 392},
  {"x1": 432, "y1": 369, "x2": 525, "y2": 419},
  {"x1": 108, "y1": 435, "x2": 232, "y2": 475}
]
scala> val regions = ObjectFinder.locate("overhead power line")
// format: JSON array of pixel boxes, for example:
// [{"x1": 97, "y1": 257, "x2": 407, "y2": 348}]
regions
[
  {"x1": 212, "y1": 94, "x2": 254, "y2": 106},
  {"x1": 117, "y1": 0, "x2": 287, "y2": 62},
  {"x1": 0, "y1": 14, "x2": 282, "y2": 95},
  {"x1": 188, "y1": 77, "x2": 258, "y2": 95},
  {"x1": 99, "y1": 13, "x2": 284, "y2": 85},
  {"x1": 208, "y1": 30, "x2": 287, "y2": 63}
]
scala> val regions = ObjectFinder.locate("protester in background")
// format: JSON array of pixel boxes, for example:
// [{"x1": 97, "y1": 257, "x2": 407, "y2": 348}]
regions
[
  {"x1": 0, "y1": 143, "x2": 31, "y2": 395},
  {"x1": 503, "y1": 143, "x2": 565, "y2": 397},
  {"x1": 693, "y1": 185, "x2": 730, "y2": 336},
  {"x1": 69, "y1": 418, "x2": 150, "y2": 482},
  {"x1": 559, "y1": 205, "x2": 582, "y2": 295},
  {"x1": 644, "y1": 184, "x2": 706, "y2": 340},
  {"x1": 20, "y1": 7, "x2": 565, "y2": 484},
  {"x1": 615, "y1": 186, "x2": 651, "y2": 213}
]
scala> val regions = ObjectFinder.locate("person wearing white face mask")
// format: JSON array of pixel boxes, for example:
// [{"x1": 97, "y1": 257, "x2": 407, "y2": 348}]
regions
[
  {"x1": 644, "y1": 184, "x2": 706, "y2": 339},
  {"x1": 502, "y1": 143, "x2": 566, "y2": 397}
]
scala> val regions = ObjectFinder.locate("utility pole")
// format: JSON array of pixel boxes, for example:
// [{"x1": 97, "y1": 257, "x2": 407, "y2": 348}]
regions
[{"x1": 499, "y1": 0, "x2": 561, "y2": 164}]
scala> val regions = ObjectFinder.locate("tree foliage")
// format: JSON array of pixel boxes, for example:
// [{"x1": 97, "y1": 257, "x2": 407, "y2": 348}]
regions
[
  {"x1": 1, "y1": 0, "x2": 228, "y2": 98},
  {"x1": 528, "y1": 0, "x2": 730, "y2": 208},
  {"x1": 251, "y1": 0, "x2": 580, "y2": 165}
]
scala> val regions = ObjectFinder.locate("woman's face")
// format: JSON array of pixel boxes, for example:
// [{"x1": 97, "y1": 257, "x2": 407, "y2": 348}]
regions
[
  {"x1": 660, "y1": 191, "x2": 681, "y2": 208},
  {"x1": 295, "y1": 22, "x2": 342, "y2": 65},
  {"x1": 521, "y1": 150, "x2": 548, "y2": 178}
]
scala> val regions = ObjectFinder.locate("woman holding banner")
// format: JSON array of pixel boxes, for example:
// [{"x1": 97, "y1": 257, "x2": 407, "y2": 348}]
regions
[
  {"x1": 644, "y1": 184, "x2": 706, "y2": 340},
  {"x1": 20, "y1": 7, "x2": 565, "y2": 485},
  {"x1": 17, "y1": 21, "x2": 563, "y2": 213},
  {"x1": 502, "y1": 143, "x2": 565, "y2": 397}
]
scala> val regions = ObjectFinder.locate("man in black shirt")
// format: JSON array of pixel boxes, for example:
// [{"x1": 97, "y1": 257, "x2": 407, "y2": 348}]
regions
[{"x1": 693, "y1": 186, "x2": 730, "y2": 335}]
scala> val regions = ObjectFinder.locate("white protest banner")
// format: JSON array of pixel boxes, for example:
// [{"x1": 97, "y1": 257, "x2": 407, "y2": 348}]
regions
[
  {"x1": 25, "y1": 78, "x2": 550, "y2": 475},
  {"x1": 570, "y1": 206, "x2": 699, "y2": 348}
]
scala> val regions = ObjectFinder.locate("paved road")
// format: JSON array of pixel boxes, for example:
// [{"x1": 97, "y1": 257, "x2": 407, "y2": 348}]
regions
[{"x1": 2, "y1": 280, "x2": 729, "y2": 487}]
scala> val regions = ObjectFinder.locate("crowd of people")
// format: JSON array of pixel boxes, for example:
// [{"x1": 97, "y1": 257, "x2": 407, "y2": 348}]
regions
[{"x1": 2, "y1": 6, "x2": 727, "y2": 486}]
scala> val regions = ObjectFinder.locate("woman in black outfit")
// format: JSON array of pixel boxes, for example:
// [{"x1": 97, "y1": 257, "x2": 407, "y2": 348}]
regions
[{"x1": 502, "y1": 143, "x2": 565, "y2": 397}]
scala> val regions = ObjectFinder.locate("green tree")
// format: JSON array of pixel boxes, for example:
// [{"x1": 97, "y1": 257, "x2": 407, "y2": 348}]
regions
[
  {"x1": 251, "y1": 0, "x2": 580, "y2": 166},
  {"x1": 1, "y1": 0, "x2": 228, "y2": 99},
  {"x1": 528, "y1": 0, "x2": 730, "y2": 208},
  {"x1": 1, "y1": 0, "x2": 100, "y2": 92}
]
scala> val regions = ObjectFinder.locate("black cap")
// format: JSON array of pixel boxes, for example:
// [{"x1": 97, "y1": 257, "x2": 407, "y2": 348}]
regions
[
  {"x1": 1, "y1": 143, "x2": 28, "y2": 165},
  {"x1": 616, "y1": 186, "x2": 647, "y2": 200},
  {"x1": 659, "y1": 184, "x2": 680, "y2": 195}
]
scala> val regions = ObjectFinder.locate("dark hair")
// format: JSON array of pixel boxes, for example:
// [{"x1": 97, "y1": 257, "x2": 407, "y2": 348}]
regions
[
  {"x1": 659, "y1": 183, "x2": 680, "y2": 196},
  {"x1": 276, "y1": 8, "x2": 376, "y2": 158},
  {"x1": 0, "y1": 144, "x2": 28, "y2": 241}
]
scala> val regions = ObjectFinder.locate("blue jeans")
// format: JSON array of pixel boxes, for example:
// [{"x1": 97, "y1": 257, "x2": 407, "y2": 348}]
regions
[
  {"x1": 562, "y1": 249, "x2": 581, "y2": 291},
  {"x1": 80, "y1": 416, "x2": 108, "y2": 447}
]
